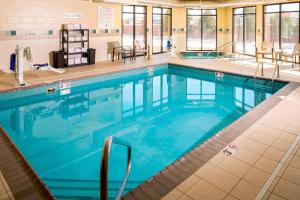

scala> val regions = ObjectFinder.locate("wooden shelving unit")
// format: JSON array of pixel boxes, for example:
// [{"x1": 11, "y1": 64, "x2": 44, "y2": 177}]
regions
[{"x1": 61, "y1": 29, "x2": 90, "y2": 67}]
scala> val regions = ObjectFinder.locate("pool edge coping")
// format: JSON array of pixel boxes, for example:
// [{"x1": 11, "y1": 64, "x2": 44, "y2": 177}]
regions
[{"x1": 0, "y1": 126, "x2": 55, "y2": 200}]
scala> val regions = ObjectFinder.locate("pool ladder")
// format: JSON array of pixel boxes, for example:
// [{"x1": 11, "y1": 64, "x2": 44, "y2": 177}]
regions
[
  {"x1": 100, "y1": 136, "x2": 132, "y2": 200},
  {"x1": 254, "y1": 61, "x2": 280, "y2": 83}
]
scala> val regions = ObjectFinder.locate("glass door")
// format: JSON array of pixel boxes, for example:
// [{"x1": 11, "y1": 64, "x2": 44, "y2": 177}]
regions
[
  {"x1": 152, "y1": 8, "x2": 172, "y2": 54},
  {"x1": 187, "y1": 9, "x2": 217, "y2": 51},
  {"x1": 122, "y1": 5, "x2": 147, "y2": 49},
  {"x1": 233, "y1": 7, "x2": 256, "y2": 56},
  {"x1": 264, "y1": 3, "x2": 300, "y2": 50}
]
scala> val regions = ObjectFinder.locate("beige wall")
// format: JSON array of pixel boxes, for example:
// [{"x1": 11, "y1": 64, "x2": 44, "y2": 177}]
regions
[{"x1": 0, "y1": 0, "x2": 122, "y2": 72}]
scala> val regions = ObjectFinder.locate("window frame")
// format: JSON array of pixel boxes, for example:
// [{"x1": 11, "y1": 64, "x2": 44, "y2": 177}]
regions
[
  {"x1": 263, "y1": 2, "x2": 300, "y2": 50},
  {"x1": 232, "y1": 6, "x2": 256, "y2": 56},
  {"x1": 186, "y1": 8, "x2": 218, "y2": 51},
  {"x1": 122, "y1": 5, "x2": 147, "y2": 49},
  {"x1": 152, "y1": 7, "x2": 172, "y2": 54}
]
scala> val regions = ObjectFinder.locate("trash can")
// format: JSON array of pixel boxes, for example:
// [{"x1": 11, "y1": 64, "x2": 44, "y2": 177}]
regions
[
  {"x1": 53, "y1": 51, "x2": 64, "y2": 68},
  {"x1": 88, "y1": 48, "x2": 96, "y2": 65}
]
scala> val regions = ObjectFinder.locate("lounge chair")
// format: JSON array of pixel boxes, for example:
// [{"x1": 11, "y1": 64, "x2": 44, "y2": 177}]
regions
[
  {"x1": 281, "y1": 43, "x2": 300, "y2": 69},
  {"x1": 107, "y1": 41, "x2": 132, "y2": 63},
  {"x1": 133, "y1": 40, "x2": 150, "y2": 60},
  {"x1": 256, "y1": 41, "x2": 274, "y2": 62}
]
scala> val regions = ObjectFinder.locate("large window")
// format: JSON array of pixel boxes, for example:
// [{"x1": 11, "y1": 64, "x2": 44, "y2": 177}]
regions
[
  {"x1": 186, "y1": 9, "x2": 217, "y2": 51},
  {"x1": 122, "y1": 5, "x2": 147, "y2": 48},
  {"x1": 152, "y1": 8, "x2": 172, "y2": 54},
  {"x1": 264, "y1": 3, "x2": 299, "y2": 49},
  {"x1": 233, "y1": 7, "x2": 256, "y2": 55}
]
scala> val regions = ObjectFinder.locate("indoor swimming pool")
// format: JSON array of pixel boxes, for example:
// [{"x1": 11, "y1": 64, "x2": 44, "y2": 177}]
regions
[{"x1": 0, "y1": 64, "x2": 287, "y2": 199}]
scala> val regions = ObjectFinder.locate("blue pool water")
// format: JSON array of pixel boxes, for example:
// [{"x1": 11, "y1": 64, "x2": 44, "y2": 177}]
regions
[{"x1": 0, "y1": 64, "x2": 286, "y2": 199}]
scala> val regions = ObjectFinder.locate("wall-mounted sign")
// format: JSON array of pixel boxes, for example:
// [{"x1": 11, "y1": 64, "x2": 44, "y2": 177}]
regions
[
  {"x1": 62, "y1": 13, "x2": 84, "y2": 19},
  {"x1": 98, "y1": 7, "x2": 114, "y2": 29}
]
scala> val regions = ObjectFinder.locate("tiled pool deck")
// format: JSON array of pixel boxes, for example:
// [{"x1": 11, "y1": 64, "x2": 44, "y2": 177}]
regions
[{"x1": 0, "y1": 55, "x2": 300, "y2": 200}]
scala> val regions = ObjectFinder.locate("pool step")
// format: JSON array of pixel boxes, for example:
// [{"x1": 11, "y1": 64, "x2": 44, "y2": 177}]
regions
[{"x1": 44, "y1": 178, "x2": 138, "y2": 200}]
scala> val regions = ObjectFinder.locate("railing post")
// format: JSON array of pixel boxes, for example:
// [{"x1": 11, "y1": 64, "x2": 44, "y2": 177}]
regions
[
  {"x1": 100, "y1": 136, "x2": 132, "y2": 200},
  {"x1": 100, "y1": 137, "x2": 113, "y2": 200}
]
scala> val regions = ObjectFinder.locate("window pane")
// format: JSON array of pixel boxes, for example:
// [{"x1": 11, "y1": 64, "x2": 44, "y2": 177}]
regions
[
  {"x1": 264, "y1": 13, "x2": 280, "y2": 49},
  {"x1": 281, "y1": 12, "x2": 299, "y2": 49},
  {"x1": 234, "y1": 8, "x2": 243, "y2": 15},
  {"x1": 244, "y1": 7, "x2": 255, "y2": 14},
  {"x1": 135, "y1": 13, "x2": 146, "y2": 47},
  {"x1": 152, "y1": 14, "x2": 162, "y2": 53},
  {"x1": 187, "y1": 16, "x2": 202, "y2": 50},
  {"x1": 281, "y1": 3, "x2": 299, "y2": 12},
  {"x1": 153, "y1": 8, "x2": 161, "y2": 14},
  {"x1": 135, "y1": 6, "x2": 146, "y2": 13},
  {"x1": 122, "y1": 13, "x2": 134, "y2": 48},
  {"x1": 264, "y1": 5, "x2": 280, "y2": 13},
  {"x1": 163, "y1": 15, "x2": 172, "y2": 51},
  {"x1": 123, "y1": 6, "x2": 133, "y2": 12},
  {"x1": 188, "y1": 9, "x2": 201, "y2": 15},
  {"x1": 202, "y1": 9, "x2": 216, "y2": 15},
  {"x1": 245, "y1": 14, "x2": 256, "y2": 55},
  {"x1": 233, "y1": 15, "x2": 244, "y2": 54},
  {"x1": 163, "y1": 8, "x2": 171, "y2": 14},
  {"x1": 202, "y1": 16, "x2": 216, "y2": 50}
]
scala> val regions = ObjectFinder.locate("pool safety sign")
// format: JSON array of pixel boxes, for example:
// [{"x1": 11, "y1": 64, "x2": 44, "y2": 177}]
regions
[
  {"x1": 60, "y1": 81, "x2": 71, "y2": 90},
  {"x1": 60, "y1": 81, "x2": 72, "y2": 95},
  {"x1": 223, "y1": 144, "x2": 239, "y2": 156}
]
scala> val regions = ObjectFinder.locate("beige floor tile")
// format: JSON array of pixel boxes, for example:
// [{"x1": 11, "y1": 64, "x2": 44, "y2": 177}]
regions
[
  {"x1": 249, "y1": 132, "x2": 276, "y2": 146},
  {"x1": 203, "y1": 167, "x2": 240, "y2": 192},
  {"x1": 273, "y1": 179, "x2": 300, "y2": 200},
  {"x1": 243, "y1": 167, "x2": 271, "y2": 188},
  {"x1": 161, "y1": 188, "x2": 183, "y2": 200},
  {"x1": 186, "y1": 180, "x2": 227, "y2": 200},
  {"x1": 217, "y1": 156, "x2": 251, "y2": 177},
  {"x1": 282, "y1": 166, "x2": 300, "y2": 185},
  {"x1": 264, "y1": 147, "x2": 285, "y2": 161},
  {"x1": 230, "y1": 180, "x2": 260, "y2": 200},
  {"x1": 290, "y1": 154, "x2": 300, "y2": 169},
  {"x1": 223, "y1": 195, "x2": 239, "y2": 200},
  {"x1": 194, "y1": 163, "x2": 215, "y2": 178},
  {"x1": 254, "y1": 125, "x2": 282, "y2": 138},
  {"x1": 277, "y1": 132, "x2": 296, "y2": 143},
  {"x1": 255, "y1": 156, "x2": 279, "y2": 173},
  {"x1": 177, "y1": 175, "x2": 200, "y2": 192},
  {"x1": 241, "y1": 138, "x2": 268, "y2": 154},
  {"x1": 271, "y1": 139, "x2": 292, "y2": 152},
  {"x1": 177, "y1": 194, "x2": 193, "y2": 200},
  {"x1": 285, "y1": 125, "x2": 300, "y2": 135},
  {"x1": 233, "y1": 148, "x2": 260, "y2": 165},
  {"x1": 208, "y1": 153, "x2": 227, "y2": 165},
  {"x1": 268, "y1": 193, "x2": 287, "y2": 200}
]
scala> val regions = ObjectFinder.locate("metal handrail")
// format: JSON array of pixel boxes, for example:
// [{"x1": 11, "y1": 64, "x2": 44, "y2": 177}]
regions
[
  {"x1": 208, "y1": 41, "x2": 236, "y2": 58},
  {"x1": 100, "y1": 136, "x2": 132, "y2": 200}
]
